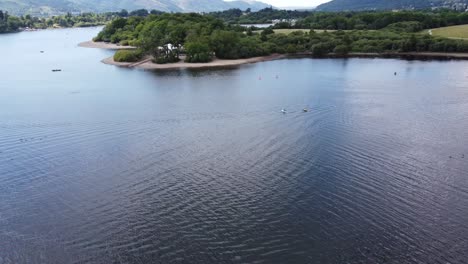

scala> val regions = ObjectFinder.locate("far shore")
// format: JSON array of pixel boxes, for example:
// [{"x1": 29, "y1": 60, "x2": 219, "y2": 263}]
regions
[{"x1": 80, "y1": 40, "x2": 468, "y2": 70}]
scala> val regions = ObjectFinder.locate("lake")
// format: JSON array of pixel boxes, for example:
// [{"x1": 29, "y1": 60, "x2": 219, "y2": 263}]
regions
[
  {"x1": 240, "y1": 23, "x2": 274, "y2": 28},
  {"x1": 1, "y1": 27, "x2": 468, "y2": 264}
]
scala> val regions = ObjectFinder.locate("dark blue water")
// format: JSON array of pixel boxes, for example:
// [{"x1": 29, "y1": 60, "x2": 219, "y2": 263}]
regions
[{"x1": 1, "y1": 27, "x2": 468, "y2": 264}]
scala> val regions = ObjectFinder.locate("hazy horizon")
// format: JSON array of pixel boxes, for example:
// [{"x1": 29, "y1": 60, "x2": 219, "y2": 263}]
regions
[{"x1": 228, "y1": 0, "x2": 331, "y2": 8}]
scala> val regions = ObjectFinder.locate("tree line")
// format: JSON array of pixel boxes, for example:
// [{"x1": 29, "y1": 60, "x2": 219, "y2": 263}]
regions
[
  {"x1": 4, "y1": 7, "x2": 468, "y2": 34},
  {"x1": 211, "y1": 8, "x2": 468, "y2": 31},
  {"x1": 94, "y1": 12, "x2": 468, "y2": 64},
  {"x1": 0, "y1": 10, "x2": 14, "y2": 33},
  {"x1": 294, "y1": 10, "x2": 468, "y2": 30}
]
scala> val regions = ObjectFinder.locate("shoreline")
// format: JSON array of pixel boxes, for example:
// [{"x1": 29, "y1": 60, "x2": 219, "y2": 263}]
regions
[
  {"x1": 102, "y1": 52, "x2": 468, "y2": 70},
  {"x1": 332, "y1": 52, "x2": 468, "y2": 60},
  {"x1": 101, "y1": 54, "x2": 287, "y2": 70},
  {"x1": 290, "y1": 51, "x2": 468, "y2": 60},
  {"x1": 80, "y1": 40, "x2": 468, "y2": 70},
  {"x1": 78, "y1": 41, "x2": 136, "y2": 50}
]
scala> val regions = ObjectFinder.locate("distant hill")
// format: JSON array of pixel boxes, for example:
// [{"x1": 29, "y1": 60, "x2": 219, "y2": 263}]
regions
[
  {"x1": 316, "y1": 0, "x2": 468, "y2": 11},
  {"x1": 0, "y1": 0, "x2": 270, "y2": 15}
]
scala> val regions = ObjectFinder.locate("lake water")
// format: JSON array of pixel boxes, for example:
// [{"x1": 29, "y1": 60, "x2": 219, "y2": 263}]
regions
[
  {"x1": 1, "y1": 27, "x2": 468, "y2": 264},
  {"x1": 240, "y1": 24, "x2": 274, "y2": 28}
]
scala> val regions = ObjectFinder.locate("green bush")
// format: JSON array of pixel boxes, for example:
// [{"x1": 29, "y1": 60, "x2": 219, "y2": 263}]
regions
[
  {"x1": 185, "y1": 41, "x2": 212, "y2": 63},
  {"x1": 334, "y1": 45, "x2": 349, "y2": 55},
  {"x1": 113, "y1": 49, "x2": 143, "y2": 62},
  {"x1": 384, "y1": 21, "x2": 423, "y2": 33},
  {"x1": 311, "y1": 43, "x2": 329, "y2": 56},
  {"x1": 153, "y1": 57, "x2": 180, "y2": 64},
  {"x1": 286, "y1": 44, "x2": 298, "y2": 54}
]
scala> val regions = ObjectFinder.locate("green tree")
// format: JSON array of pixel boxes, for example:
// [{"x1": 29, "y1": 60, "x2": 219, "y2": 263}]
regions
[
  {"x1": 6, "y1": 16, "x2": 21, "y2": 31},
  {"x1": 139, "y1": 20, "x2": 167, "y2": 58},
  {"x1": 119, "y1": 9, "x2": 129, "y2": 17},
  {"x1": 210, "y1": 30, "x2": 241, "y2": 59},
  {"x1": 311, "y1": 43, "x2": 329, "y2": 57},
  {"x1": 334, "y1": 44, "x2": 349, "y2": 55},
  {"x1": 185, "y1": 40, "x2": 212, "y2": 63}
]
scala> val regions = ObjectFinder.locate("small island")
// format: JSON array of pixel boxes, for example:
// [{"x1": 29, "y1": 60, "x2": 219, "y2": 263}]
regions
[{"x1": 83, "y1": 10, "x2": 468, "y2": 69}]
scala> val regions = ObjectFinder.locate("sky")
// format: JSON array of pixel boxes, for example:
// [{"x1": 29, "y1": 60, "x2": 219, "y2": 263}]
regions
[{"x1": 260, "y1": 0, "x2": 331, "y2": 7}]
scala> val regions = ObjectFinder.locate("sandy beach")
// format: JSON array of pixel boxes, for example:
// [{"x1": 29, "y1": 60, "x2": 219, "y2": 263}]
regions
[
  {"x1": 78, "y1": 41, "x2": 136, "y2": 50},
  {"x1": 102, "y1": 54, "x2": 286, "y2": 70}
]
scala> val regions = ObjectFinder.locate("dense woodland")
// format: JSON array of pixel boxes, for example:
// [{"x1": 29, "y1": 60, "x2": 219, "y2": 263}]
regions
[
  {"x1": 93, "y1": 10, "x2": 468, "y2": 64},
  {"x1": 211, "y1": 7, "x2": 468, "y2": 29},
  {"x1": 292, "y1": 10, "x2": 468, "y2": 30}
]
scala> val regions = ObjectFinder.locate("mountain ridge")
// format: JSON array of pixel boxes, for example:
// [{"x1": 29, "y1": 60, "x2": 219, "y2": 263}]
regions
[
  {"x1": 0, "y1": 0, "x2": 271, "y2": 15},
  {"x1": 316, "y1": 0, "x2": 468, "y2": 11}
]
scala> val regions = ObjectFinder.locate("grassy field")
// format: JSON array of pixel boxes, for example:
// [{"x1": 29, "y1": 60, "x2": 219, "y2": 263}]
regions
[
  {"x1": 273, "y1": 29, "x2": 312, "y2": 34},
  {"x1": 430, "y1": 24, "x2": 468, "y2": 39}
]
